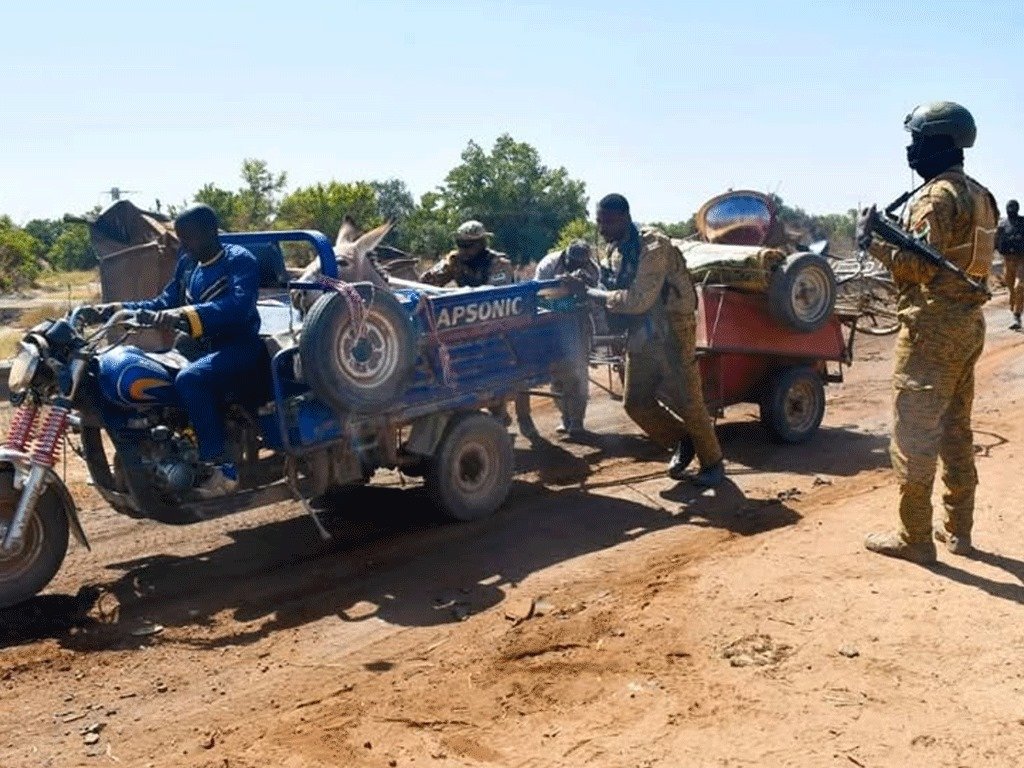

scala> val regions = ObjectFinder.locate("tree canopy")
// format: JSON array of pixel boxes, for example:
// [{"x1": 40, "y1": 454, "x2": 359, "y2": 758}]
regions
[
  {"x1": 0, "y1": 136, "x2": 863, "y2": 289},
  {"x1": 276, "y1": 181, "x2": 381, "y2": 241},
  {"x1": 0, "y1": 217, "x2": 42, "y2": 291},
  {"x1": 440, "y1": 135, "x2": 588, "y2": 264}
]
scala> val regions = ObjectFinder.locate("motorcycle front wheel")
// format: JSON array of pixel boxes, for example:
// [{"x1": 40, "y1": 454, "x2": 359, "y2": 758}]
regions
[{"x1": 0, "y1": 468, "x2": 69, "y2": 610}]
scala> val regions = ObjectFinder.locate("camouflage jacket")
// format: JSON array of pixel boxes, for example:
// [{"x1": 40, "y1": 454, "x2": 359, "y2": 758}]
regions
[
  {"x1": 870, "y1": 166, "x2": 998, "y2": 309},
  {"x1": 601, "y1": 225, "x2": 697, "y2": 340},
  {"x1": 419, "y1": 248, "x2": 516, "y2": 288}
]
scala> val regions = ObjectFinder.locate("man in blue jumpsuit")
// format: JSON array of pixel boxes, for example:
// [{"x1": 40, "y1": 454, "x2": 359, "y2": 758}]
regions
[{"x1": 86, "y1": 204, "x2": 266, "y2": 498}]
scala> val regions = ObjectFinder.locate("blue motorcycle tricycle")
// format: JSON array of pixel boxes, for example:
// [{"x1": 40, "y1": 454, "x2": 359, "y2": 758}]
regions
[{"x1": 0, "y1": 230, "x2": 576, "y2": 608}]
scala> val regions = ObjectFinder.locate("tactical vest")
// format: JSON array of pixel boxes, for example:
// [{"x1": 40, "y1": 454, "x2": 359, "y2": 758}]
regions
[
  {"x1": 642, "y1": 229, "x2": 698, "y2": 316},
  {"x1": 907, "y1": 169, "x2": 998, "y2": 304}
]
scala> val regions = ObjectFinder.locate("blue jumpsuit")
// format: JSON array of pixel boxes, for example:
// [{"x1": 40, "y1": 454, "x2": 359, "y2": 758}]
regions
[{"x1": 124, "y1": 244, "x2": 267, "y2": 463}]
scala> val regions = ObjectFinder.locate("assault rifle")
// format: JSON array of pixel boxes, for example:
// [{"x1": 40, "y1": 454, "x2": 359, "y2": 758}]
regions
[{"x1": 864, "y1": 204, "x2": 991, "y2": 298}]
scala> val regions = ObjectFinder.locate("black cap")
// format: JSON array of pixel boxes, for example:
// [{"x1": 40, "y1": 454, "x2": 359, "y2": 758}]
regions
[
  {"x1": 597, "y1": 193, "x2": 630, "y2": 214},
  {"x1": 565, "y1": 239, "x2": 591, "y2": 261},
  {"x1": 174, "y1": 203, "x2": 220, "y2": 234}
]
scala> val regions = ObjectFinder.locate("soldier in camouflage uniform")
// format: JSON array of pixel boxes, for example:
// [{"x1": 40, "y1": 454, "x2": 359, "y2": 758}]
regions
[
  {"x1": 419, "y1": 220, "x2": 532, "y2": 436},
  {"x1": 566, "y1": 194, "x2": 724, "y2": 486},
  {"x1": 859, "y1": 102, "x2": 998, "y2": 563},
  {"x1": 419, "y1": 220, "x2": 516, "y2": 288},
  {"x1": 996, "y1": 199, "x2": 1024, "y2": 330}
]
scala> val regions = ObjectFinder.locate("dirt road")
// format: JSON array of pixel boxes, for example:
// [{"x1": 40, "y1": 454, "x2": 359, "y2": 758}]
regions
[{"x1": 3, "y1": 297, "x2": 1024, "y2": 768}]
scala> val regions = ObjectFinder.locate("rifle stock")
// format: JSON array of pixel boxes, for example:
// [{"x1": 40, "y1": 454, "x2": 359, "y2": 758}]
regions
[{"x1": 869, "y1": 210, "x2": 990, "y2": 297}]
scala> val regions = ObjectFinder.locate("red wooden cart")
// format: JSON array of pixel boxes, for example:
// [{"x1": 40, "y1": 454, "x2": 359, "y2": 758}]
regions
[{"x1": 590, "y1": 284, "x2": 855, "y2": 443}]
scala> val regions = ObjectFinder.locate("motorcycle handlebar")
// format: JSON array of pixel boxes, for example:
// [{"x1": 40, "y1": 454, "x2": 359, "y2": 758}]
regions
[{"x1": 68, "y1": 308, "x2": 154, "y2": 347}]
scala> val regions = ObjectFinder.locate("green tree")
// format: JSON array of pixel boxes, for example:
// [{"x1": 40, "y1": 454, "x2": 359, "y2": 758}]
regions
[
  {"x1": 770, "y1": 195, "x2": 855, "y2": 251},
  {"x1": 404, "y1": 190, "x2": 458, "y2": 259},
  {"x1": 193, "y1": 183, "x2": 238, "y2": 229},
  {"x1": 440, "y1": 134, "x2": 588, "y2": 264},
  {"x1": 370, "y1": 178, "x2": 416, "y2": 249},
  {"x1": 192, "y1": 158, "x2": 286, "y2": 230},
  {"x1": 23, "y1": 219, "x2": 64, "y2": 252},
  {"x1": 554, "y1": 218, "x2": 599, "y2": 251},
  {"x1": 236, "y1": 158, "x2": 287, "y2": 229},
  {"x1": 46, "y1": 223, "x2": 97, "y2": 271},
  {"x1": 647, "y1": 217, "x2": 697, "y2": 239},
  {"x1": 276, "y1": 180, "x2": 381, "y2": 240},
  {"x1": 813, "y1": 211, "x2": 856, "y2": 252},
  {"x1": 0, "y1": 217, "x2": 42, "y2": 291}
]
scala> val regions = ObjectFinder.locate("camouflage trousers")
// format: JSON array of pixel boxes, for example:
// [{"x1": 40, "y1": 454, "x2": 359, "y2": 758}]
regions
[
  {"x1": 622, "y1": 314, "x2": 722, "y2": 466},
  {"x1": 891, "y1": 307, "x2": 985, "y2": 544},
  {"x1": 1004, "y1": 255, "x2": 1024, "y2": 315}
]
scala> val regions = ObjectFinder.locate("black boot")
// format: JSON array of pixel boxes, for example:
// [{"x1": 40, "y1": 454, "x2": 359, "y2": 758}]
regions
[
  {"x1": 667, "y1": 438, "x2": 696, "y2": 481},
  {"x1": 692, "y1": 460, "x2": 725, "y2": 488}
]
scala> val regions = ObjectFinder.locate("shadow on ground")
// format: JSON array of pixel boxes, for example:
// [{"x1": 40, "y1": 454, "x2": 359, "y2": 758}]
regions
[
  {"x1": 717, "y1": 420, "x2": 891, "y2": 477},
  {"x1": 0, "y1": 475, "x2": 798, "y2": 651}
]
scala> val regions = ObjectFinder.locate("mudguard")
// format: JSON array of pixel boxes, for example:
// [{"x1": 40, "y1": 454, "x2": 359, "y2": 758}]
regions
[{"x1": 0, "y1": 448, "x2": 90, "y2": 550}]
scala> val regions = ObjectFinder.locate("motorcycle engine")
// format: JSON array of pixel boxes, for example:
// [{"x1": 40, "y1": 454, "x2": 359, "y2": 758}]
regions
[{"x1": 146, "y1": 425, "x2": 199, "y2": 493}]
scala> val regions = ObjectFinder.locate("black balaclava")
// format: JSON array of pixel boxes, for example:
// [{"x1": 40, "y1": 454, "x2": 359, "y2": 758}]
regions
[{"x1": 906, "y1": 132, "x2": 964, "y2": 181}]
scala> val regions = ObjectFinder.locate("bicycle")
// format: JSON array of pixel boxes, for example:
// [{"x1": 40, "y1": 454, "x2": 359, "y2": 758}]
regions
[{"x1": 828, "y1": 248, "x2": 900, "y2": 336}]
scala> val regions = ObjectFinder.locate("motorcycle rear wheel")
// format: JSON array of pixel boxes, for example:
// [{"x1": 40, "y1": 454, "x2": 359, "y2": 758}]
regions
[{"x1": 0, "y1": 468, "x2": 69, "y2": 610}]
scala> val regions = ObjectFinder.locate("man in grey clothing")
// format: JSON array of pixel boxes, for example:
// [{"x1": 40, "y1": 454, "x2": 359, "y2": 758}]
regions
[{"x1": 534, "y1": 239, "x2": 600, "y2": 438}]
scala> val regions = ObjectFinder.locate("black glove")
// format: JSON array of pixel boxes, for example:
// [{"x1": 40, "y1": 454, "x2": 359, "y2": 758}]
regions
[
  {"x1": 74, "y1": 302, "x2": 122, "y2": 326},
  {"x1": 855, "y1": 205, "x2": 877, "y2": 251},
  {"x1": 134, "y1": 308, "x2": 191, "y2": 334}
]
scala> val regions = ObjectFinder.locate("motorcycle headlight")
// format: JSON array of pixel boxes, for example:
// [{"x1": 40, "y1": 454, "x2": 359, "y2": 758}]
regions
[{"x1": 8, "y1": 341, "x2": 40, "y2": 395}]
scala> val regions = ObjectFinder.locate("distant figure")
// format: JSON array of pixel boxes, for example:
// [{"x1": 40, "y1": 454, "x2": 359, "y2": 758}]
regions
[
  {"x1": 533, "y1": 239, "x2": 600, "y2": 439},
  {"x1": 564, "y1": 194, "x2": 724, "y2": 486},
  {"x1": 858, "y1": 101, "x2": 998, "y2": 563},
  {"x1": 996, "y1": 199, "x2": 1024, "y2": 330}
]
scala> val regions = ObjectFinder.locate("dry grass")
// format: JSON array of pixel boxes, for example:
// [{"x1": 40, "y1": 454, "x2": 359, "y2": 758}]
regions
[
  {"x1": 16, "y1": 303, "x2": 74, "y2": 329},
  {"x1": 35, "y1": 269, "x2": 101, "y2": 302},
  {"x1": 0, "y1": 328, "x2": 22, "y2": 360},
  {"x1": 0, "y1": 295, "x2": 87, "y2": 361}
]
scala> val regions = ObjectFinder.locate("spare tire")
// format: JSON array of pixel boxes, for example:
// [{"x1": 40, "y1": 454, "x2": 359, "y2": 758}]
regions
[
  {"x1": 768, "y1": 252, "x2": 836, "y2": 333},
  {"x1": 299, "y1": 286, "x2": 417, "y2": 413}
]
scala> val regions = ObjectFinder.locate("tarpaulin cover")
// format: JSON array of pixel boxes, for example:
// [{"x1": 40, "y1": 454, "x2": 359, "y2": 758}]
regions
[
  {"x1": 83, "y1": 201, "x2": 179, "y2": 350},
  {"x1": 85, "y1": 200, "x2": 179, "y2": 305},
  {"x1": 674, "y1": 239, "x2": 786, "y2": 292}
]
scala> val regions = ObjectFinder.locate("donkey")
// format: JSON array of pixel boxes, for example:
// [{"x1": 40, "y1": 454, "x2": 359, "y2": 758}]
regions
[{"x1": 290, "y1": 216, "x2": 395, "y2": 313}]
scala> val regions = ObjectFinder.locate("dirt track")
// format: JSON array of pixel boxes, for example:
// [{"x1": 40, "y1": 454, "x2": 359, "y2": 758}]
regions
[{"x1": 3, "y1": 295, "x2": 1024, "y2": 768}]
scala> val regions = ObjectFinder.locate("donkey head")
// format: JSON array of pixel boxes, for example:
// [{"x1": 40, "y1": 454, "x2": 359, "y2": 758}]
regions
[{"x1": 291, "y1": 216, "x2": 394, "y2": 313}]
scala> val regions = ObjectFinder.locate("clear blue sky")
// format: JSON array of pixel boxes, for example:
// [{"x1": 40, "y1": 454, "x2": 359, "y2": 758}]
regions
[{"x1": 1, "y1": 0, "x2": 1020, "y2": 226}]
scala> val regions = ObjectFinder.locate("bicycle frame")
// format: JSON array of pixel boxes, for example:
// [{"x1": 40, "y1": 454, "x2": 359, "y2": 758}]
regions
[{"x1": 830, "y1": 250, "x2": 900, "y2": 336}]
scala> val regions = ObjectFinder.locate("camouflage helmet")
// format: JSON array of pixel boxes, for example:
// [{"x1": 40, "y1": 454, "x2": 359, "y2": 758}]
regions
[
  {"x1": 455, "y1": 220, "x2": 492, "y2": 241},
  {"x1": 903, "y1": 101, "x2": 976, "y2": 148}
]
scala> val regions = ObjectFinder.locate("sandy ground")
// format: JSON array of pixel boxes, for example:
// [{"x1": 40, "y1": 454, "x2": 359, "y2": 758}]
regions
[{"x1": 2, "y1": 293, "x2": 1024, "y2": 768}]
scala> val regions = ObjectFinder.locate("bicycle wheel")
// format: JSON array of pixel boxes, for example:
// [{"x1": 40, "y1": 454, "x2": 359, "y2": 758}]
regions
[{"x1": 837, "y1": 276, "x2": 900, "y2": 336}]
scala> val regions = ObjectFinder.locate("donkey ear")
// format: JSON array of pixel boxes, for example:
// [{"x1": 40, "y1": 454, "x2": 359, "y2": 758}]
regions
[
  {"x1": 351, "y1": 220, "x2": 395, "y2": 257},
  {"x1": 335, "y1": 215, "x2": 363, "y2": 248}
]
